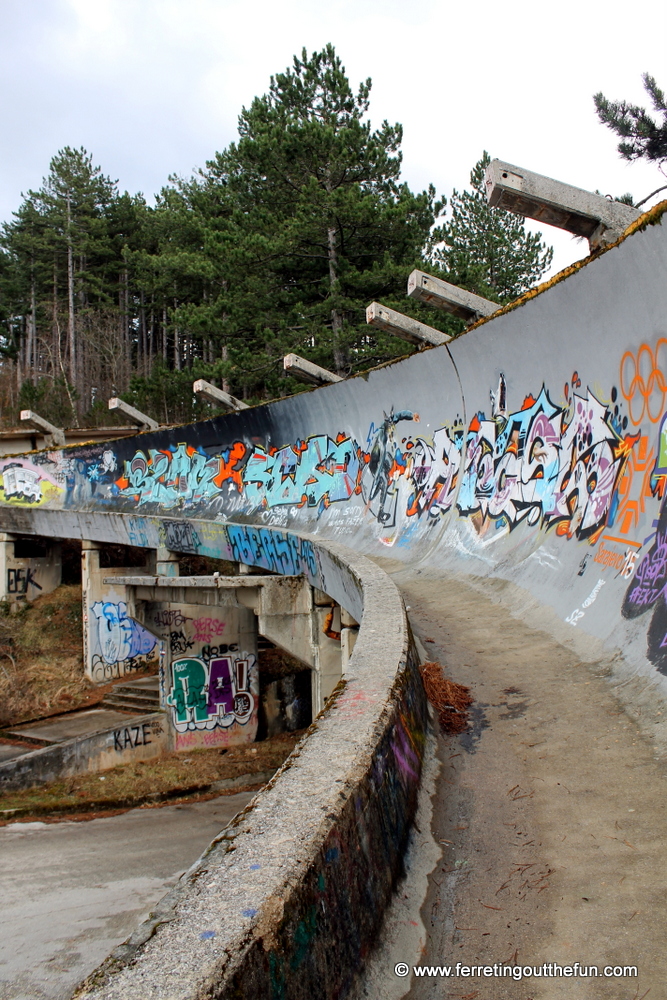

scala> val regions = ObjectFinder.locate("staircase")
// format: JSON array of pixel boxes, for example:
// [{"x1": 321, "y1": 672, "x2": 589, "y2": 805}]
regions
[{"x1": 102, "y1": 675, "x2": 162, "y2": 713}]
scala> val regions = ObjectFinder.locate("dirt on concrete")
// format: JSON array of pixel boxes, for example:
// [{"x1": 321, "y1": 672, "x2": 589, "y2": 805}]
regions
[
  {"x1": 374, "y1": 563, "x2": 667, "y2": 1000},
  {"x1": 0, "y1": 729, "x2": 304, "y2": 824}
]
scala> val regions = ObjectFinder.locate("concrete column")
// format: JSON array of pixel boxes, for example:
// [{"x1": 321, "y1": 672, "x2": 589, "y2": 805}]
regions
[
  {"x1": 154, "y1": 546, "x2": 180, "y2": 578},
  {"x1": 140, "y1": 597, "x2": 259, "y2": 751},
  {"x1": 0, "y1": 532, "x2": 62, "y2": 610},
  {"x1": 82, "y1": 540, "x2": 157, "y2": 684}
]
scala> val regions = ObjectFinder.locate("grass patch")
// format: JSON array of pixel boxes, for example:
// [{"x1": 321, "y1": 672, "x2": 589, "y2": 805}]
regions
[
  {"x1": 0, "y1": 729, "x2": 304, "y2": 821},
  {"x1": 0, "y1": 584, "x2": 98, "y2": 727}
]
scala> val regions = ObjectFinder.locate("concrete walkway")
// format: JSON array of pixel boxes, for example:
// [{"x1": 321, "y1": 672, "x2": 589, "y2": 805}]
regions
[
  {"x1": 6, "y1": 708, "x2": 147, "y2": 744},
  {"x1": 0, "y1": 791, "x2": 254, "y2": 1000},
  {"x1": 380, "y1": 566, "x2": 667, "y2": 1000}
]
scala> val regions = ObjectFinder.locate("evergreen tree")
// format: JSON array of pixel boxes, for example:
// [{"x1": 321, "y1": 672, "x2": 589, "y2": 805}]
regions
[
  {"x1": 182, "y1": 44, "x2": 448, "y2": 387},
  {"x1": 433, "y1": 153, "x2": 553, "y2": 303},
  {"x1": 595, "y1": 74, "x2": 667, "y2": 169}
]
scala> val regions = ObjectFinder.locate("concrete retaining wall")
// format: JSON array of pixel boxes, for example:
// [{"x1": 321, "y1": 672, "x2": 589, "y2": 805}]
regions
[
  {"x1": 0, "y1": 712, "x2": 168, "y2": 792},
  {"x1": 72, "y1": 537, "x2": 427, "y2": 1000},
  {"x1": 1, "y1": 205, "x2": 666, "y2": 995}
]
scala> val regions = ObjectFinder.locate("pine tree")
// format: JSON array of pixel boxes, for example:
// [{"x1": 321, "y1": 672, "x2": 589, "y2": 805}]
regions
[
  {"x1": 594, "y1": 74, "x2": 667, "y2": 169},
  {"x1": 433, "y1": 153, "x2": 553, "y2": 303},
  {"x1": 190, "y1": 44, "x2": 448, "y2": 385}
]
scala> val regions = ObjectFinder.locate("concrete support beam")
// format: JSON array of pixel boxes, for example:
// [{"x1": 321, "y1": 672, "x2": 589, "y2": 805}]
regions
[
  {"x1": 108, "y1": 398, "x2": 159, "y2": 432},
  {"x1": 19, "y1": 410, "x2": 66, "y2": 448},
  {"x1": 154, "y1": 546, "x2": 179, "y2": 579},
  {"x1": 366, "y1": 302, "x2": 450, "y2": 347},
  {"x1": 283, "y1": 354, "x2": 343, "y2": 387},
  {"x1": 192, "y1": 379, "x2": 248, "y2": 412},
  {"x1": 484, "y1": 159, "x2": 641, "y2": 250},
  {"x1": 407, "y1": 270, "x2": 497, "y2": 321}
]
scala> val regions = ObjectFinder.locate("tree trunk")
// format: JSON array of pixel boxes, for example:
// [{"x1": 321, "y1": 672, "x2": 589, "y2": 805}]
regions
[
  {"x1": 29, "y1": 274, "x2": 36, "y2": 383},
  {"x1": 327, "y1": 224, "x2": 345, "y2": 375},
  {"x1": 66, "y1": 191, "x2": 76, "y2": 392},
  {"x1": 173, "y1": 299, "x2": 181, "y2": 371},
  {"x1": 221, "y1": 343, "x2": 230, "y2": 392}
]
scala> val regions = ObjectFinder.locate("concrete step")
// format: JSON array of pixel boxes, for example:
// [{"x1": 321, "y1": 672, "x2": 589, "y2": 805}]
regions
[
  {"x1": 103, "y1": 694, "x2": 161, "y2": 712},
  {"x1": 111, "y1": 686, "x2": 159, "y2": 702}
]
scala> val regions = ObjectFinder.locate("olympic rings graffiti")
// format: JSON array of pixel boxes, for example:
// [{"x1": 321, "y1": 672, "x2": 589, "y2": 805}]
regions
[{"x1": 620, "y1": 339, "x2": 667, "y2": 426}]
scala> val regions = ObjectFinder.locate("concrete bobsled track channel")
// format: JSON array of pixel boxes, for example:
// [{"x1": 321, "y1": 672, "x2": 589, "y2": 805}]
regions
[
  {"x1": 0, "y1": 204, "x2": 666, "y2": 997},
  {"x1": 0, "y1": 792, "x2": 255, "y2": 1000}
]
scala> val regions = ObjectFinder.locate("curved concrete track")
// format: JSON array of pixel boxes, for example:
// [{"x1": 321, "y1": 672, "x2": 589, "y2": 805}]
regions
[
  {"x1": 1, "y1": 206, "x2": 667, "y2": 996},
  {"x1": 0, "y1": 792, "x2": 253, "y2": 1000},
  {"x1": 387, "y1": 565, "x2": 667, "y2": 998}
]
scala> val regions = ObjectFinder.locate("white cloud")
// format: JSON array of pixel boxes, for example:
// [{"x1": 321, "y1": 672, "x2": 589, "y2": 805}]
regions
[{"x1": 1, "y1": 0, "x2": 665, "y2": 276}]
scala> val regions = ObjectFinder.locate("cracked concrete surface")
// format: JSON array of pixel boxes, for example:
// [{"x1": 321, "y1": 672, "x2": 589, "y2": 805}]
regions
[
  {"x1": 0, "y1": 792, "x2": 253, "y2": 1000},
  {"x1": 364, "y1": 564, "x2": 667, "y2": 1000}
]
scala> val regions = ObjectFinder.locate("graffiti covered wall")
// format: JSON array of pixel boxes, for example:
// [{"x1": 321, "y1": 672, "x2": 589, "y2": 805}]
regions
[
  {"x1": 143, "y1": 602, "x2": 258, "y2": 751},
  {"x1": 1, "y1": 206, "x2": 667, "y2": 692}
]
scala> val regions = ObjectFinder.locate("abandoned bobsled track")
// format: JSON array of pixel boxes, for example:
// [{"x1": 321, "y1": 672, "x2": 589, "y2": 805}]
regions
[{"x1": 0, "y1": 204, "x2": 666, "y2": 998}]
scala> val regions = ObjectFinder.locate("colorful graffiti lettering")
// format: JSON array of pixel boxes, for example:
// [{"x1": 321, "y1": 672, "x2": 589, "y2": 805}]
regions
[
  {"x1": 243, "y1": 433, "x2": 363, "y2": 514},
  {"x1": 226, "y1": 524, "x2": 318, "y2": 578},
  {"x1": 115, "y1": 441, "x2": 246, "y2": 508},
  {"x1": 91, "y1": 600, "x2": 158, "y2": 666},
  {"x1": 457, "y1": 383, "x2": 638, "y2": 542},
  {"x1": 167, "y1": 652, "x2": 256, "y2": 732},
  {"x1": 622, "y1": 428, "x2": 667, "y2": 673}
]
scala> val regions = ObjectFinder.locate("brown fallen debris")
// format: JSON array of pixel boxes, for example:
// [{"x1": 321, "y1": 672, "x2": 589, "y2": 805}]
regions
[{"x1": 420, "y1": 661, "x2": 473, "y2": 734}]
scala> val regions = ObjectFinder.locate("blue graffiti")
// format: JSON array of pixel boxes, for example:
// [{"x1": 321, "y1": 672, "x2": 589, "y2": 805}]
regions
[
  {"x1": 242, "y1": 434, "x2": 362, "y2": 514},
  {"x1": 90, "y1": 600, "x2": 157, "y2": 666}
]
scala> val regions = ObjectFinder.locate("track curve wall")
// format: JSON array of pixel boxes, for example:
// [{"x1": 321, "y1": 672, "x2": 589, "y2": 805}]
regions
[{"x1": 1, "y1": 204, "x2": 666, "y2": 996}]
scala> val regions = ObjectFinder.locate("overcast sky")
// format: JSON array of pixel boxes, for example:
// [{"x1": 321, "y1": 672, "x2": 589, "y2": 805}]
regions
[{"x1": 1, "y1": 0, "x2": 666, "y2": 276}]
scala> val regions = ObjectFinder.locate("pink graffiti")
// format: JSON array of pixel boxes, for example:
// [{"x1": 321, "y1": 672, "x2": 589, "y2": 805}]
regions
[{"x1": 192, "y1": 617, "x2": 226, "y2": 643}]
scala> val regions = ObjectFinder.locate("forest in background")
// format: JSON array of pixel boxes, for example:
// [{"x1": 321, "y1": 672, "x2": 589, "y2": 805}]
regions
[{"x1": 0, "y1": 46, "x2": 552, "y2": 430}]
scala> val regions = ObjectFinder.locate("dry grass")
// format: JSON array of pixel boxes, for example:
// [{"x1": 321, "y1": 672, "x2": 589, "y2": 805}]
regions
[
  {"x1": 0, "y1": 729, "x2": 303, "y2": 820},
  {"x1": 0, "y1": 585, "x2": 97, "y2": 727},
  {"x1": 420, "y1": 660, "x2": 473, "y2": 734}
]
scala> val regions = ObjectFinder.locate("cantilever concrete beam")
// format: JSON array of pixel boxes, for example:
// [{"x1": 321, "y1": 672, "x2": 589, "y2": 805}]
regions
[
  {"x1": 108, "y1": 398, "x2": 160, "y2": 432},
  {"x1": 19, "y1": 410, "x2": 66, "y2": 448},
  {"x1": 366, "y1": 302, "x2": 450, "y2": 347},
  {"x1": 485, "y1": 159, "x2": 641, "y2": 250},
  {"x1": 407, "y1": 270, "x2": 497, "y2": 321},
  {"x1": 192, "y1": 379, "x2": 248, "y2": 412},
  {"x1": 283, "y1": 353, "x2": 343, "y2": 387}
]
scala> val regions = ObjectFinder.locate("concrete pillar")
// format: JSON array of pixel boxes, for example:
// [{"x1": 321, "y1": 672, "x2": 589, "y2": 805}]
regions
[
  {"x1": 141, "y1": 597, "x2": 259, "y2": 751},
  {"x1": 154, "y1": 546, "x2": 179, "y2": 578},
  {"x1": 0, "y1": 532, "x2": 62, "y2": 610},
  {"x1": 82, "y1": 540, "x2": 158, "y2": 684}
]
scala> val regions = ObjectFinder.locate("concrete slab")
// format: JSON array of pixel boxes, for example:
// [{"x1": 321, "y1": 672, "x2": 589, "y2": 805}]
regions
[
  {"x1": 0, "y1": 790, "x2": 254, "y2": 1000},
  {"x1": 0, "y1": 744, "x2": 33, "y2": 763},
  {"x1": 118, "y1": 676, "x2": 159, "y2": 691},
  {"x1": 8, "y1": 708, "x2": 142, "y2": 744}
]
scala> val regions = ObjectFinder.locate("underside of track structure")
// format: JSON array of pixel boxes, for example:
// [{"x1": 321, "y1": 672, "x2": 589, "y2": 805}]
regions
[{"x1": 1, "y1": 203, "x2": 666, "y2": 997}]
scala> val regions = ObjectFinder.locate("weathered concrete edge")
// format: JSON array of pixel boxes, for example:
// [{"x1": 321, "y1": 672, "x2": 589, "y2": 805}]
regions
[
  {"x1": 0, "y1": 712, "x2": 167, "y2": 793},
  {"x1": 72, "y1": 534, "x2": 428, "y2": 1000}
]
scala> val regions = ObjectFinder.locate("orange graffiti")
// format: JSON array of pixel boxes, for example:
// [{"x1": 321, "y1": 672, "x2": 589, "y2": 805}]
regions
[
  {"x1": 212, "y1": 440, "x2": 247, "y2": 492},
  {"x1": 620, "y1": 338, "x2": 667, "y2": 426},
  {"x1": 613, "y1": 432, "x2": 655, "y2": 535}
]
